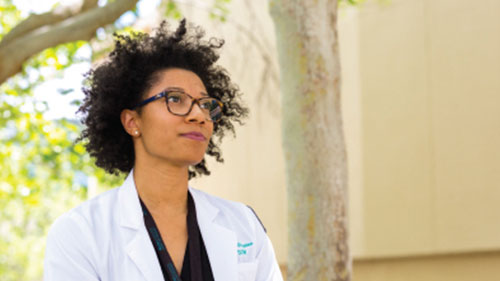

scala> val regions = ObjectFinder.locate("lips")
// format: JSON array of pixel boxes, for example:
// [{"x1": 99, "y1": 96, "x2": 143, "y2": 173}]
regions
[{"x1": 180, "y1": 132, "x2": 206, "y2": 141}]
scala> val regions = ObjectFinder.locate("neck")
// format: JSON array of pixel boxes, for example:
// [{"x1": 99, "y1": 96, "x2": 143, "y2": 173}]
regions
[{"x1": 133, "y1": 158, "x2": 189, "y2": 215}]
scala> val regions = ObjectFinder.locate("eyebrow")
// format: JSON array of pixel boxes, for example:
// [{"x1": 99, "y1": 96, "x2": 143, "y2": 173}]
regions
[{"x1": 164, "y1": 87, "x2": 209, "y2": 97}]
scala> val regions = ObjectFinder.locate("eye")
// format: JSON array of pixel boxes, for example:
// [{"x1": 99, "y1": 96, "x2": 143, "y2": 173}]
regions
[
  {"x1": 166, "y1": 92, "x2": 184, "y2": 103},
  {"x1": 199, "y1": 100, "x2": 214, "y2": 110}
]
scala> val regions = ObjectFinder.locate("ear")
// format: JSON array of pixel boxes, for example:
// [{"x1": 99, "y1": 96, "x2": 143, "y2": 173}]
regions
[{"x1": 120, "y1": 109, "x2": 141, "y2": 137}]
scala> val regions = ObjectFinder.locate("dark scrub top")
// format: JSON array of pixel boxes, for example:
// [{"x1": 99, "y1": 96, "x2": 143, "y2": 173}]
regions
[{"x1": 140, "y1": 192, "x2": 215, "y2": 281}]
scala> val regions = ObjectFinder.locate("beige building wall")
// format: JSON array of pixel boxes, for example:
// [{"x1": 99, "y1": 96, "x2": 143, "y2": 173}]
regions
[
  {"x1": 353, "y1": 0, "x2": 500, "y2": 256},
  {"x1": 341, "y1": 0, "x2": 500, "y2": 280},
  {"x1": 353, "y1": 251, "x2": 500, "y2": 281},
  {"x1": 184, "y1": 0, "x2": 500, "y2": 279}
]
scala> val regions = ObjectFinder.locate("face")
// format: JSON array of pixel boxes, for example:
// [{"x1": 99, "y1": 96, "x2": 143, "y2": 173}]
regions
[{"x1": 130, "y1": 68, "x2": 214, "y2": 168}]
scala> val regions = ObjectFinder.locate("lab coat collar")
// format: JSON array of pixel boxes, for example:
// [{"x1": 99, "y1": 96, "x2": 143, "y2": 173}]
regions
[
  {"x1": 118, "y1": 171, "x2": 142, "y2": 229},
  {"x1": 117, "y1": 171, "x2": 238, "y2": 281},
  {"x1": 118, "y1": 171, "x2": 164, "y2": 281},
  {"x1": 190, "y1": 188, "x2": 238, "y2": 281}
]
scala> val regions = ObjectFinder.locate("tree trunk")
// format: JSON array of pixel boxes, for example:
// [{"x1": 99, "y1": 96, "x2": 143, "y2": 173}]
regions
[{"x1": 269, "y1": 0, "x2": 351, "y2": 280}]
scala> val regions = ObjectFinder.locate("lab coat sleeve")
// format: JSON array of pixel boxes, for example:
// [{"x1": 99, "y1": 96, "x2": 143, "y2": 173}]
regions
[
  {"x1": 44, "y1": 212, "x2": 100, "y2": 281},
  {"x1": 248, "y1": 208, "x2": 284, "y2": 281}
]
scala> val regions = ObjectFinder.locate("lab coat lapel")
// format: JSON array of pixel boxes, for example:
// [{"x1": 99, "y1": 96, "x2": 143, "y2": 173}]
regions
[
  {"x1": 190, "y1": 188, "x2": 238, "y2": 281},
  {"x1": 119, "y1": 172, "x2": 164, "y2": 281}
]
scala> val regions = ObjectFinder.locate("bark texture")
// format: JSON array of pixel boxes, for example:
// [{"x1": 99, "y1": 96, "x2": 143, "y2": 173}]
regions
[
  {"x1": 269, "y1": 0, "x2": 351, "y2": 280},
  {"x1": 0, "y1": 0, "x2": 139, "y2": 85}
]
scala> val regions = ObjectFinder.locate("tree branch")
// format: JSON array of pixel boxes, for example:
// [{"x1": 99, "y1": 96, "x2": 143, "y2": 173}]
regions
[
  {"x1": 0, "y1": 0, "x2": 98, "y2": 48},
  {"x1": 81, "y1": 0, "x2": 99, "y2": 12},
  {"x1": 0, "y1": 0, "x2": 138, "y2": 85}
]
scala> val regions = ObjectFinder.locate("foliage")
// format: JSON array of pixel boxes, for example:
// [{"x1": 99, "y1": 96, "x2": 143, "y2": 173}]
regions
[
  {"x1": 210, "y1": 0, "x2": 231, "y2": 22},
  {"x1": 0, "y1": 97, "x2": 123, "y2": 280},
  {"x1": 0, "y1": 2, "x2": 126, "y2": 280},
  {"x1": 0, "y1": 0, "x2": 19, "y2": 39},
  {"x1": 165, "y1": 0, "x2": 183, "y2": 19}
]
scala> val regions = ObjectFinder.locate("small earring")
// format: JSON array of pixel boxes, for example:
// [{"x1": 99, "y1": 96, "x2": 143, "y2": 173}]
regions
[{"x1": 134, "y1": 130, "x2": 139, "y2": 135}]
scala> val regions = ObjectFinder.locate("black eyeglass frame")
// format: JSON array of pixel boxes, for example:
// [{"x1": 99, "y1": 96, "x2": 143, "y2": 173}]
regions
[{"x1": 131, "y1": 90, "x2": 224, "y2": 122}]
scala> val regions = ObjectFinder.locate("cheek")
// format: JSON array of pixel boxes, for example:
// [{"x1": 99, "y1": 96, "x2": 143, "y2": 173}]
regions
[
  {"x1": 143, "y1": 128, "x2": 175, "y2": 156},
  {"x1": 143, "y1": 117, "x2": 178, "y2": 149}
]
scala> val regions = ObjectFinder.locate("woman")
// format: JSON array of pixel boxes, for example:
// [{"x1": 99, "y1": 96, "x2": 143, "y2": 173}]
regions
[{"x1": 44, "y1": 20, "x2": 283, "y2": 281}]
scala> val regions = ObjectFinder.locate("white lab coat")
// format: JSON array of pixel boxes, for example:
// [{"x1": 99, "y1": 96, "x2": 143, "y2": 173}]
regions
[{"x1": 44, "y1": 172, "x2": 283, "y2": 281}]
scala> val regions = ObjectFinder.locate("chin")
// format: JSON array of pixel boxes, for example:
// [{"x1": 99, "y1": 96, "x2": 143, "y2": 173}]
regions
[
  {"x1": 184, "y1": 154, "x2": 206, "y2": 166},
  {"x1": 190, "y1": 158, "x2": 205, "y2": 166}
]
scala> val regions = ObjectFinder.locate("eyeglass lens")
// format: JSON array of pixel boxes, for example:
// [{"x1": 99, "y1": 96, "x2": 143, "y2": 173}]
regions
[{"x1": 166, "y1": 91, "x2": 222, "y2": 122}]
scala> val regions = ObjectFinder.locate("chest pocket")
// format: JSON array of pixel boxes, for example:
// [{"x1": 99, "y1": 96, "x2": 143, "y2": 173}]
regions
[{"x1": 238, "y1": 261, "x2": 258, "y2": 281}]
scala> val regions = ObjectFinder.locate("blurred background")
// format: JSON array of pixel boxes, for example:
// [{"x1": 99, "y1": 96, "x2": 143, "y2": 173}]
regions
[{"x1": 1, "y1": 0, "x2": 499, "y2": 280}]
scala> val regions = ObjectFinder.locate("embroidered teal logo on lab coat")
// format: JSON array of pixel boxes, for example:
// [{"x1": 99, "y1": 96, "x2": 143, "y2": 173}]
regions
[{"x1": 237, "y1": 242, "x2": 253, "y2": 255}]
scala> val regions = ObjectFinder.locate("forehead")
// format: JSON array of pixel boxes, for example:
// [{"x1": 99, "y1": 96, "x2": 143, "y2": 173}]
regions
[{"x1": 154, "y1": 68, "x2": 206, "y2": 92}]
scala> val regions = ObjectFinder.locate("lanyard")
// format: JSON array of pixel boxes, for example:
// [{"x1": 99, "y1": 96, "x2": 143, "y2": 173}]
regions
[{"x1": 140, "y1": 192, "x2": 203, "y2": 281}]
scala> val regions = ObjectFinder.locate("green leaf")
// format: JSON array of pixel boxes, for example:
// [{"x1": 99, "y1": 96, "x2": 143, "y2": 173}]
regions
[
  {"x1": 58, "y1": 88, "x2": 74, "y2": 95},
  {"x1": 165, "y1": 1, "x2": 182, "y2": 20}
]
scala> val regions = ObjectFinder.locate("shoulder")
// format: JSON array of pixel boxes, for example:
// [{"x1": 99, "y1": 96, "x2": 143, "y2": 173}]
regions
[
  {"x1": 46, "y1": 186, "x2": 121, "y2": 255},
  {"x1": 49, "y1": 187, "x2": 120, "y2": 232},
  {"x1": 45, "y1": 186, "x2": 125, "y2": 272},
  {"x1": 44, "y1": 186, "x2": 126, "y2": 280},
  {"x1": 189, "y1": 188, "x2": 283, "y2": 279}
]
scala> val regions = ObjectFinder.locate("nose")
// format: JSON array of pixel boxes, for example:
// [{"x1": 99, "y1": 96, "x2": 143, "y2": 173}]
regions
[{"x1": 186, "y1": 101, "x2": 206, "y2": 124}]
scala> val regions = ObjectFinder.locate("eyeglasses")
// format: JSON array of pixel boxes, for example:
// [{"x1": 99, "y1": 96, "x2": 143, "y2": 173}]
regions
[{"x1": 132, "y1": 89, "x2": 223, "y2": 122}]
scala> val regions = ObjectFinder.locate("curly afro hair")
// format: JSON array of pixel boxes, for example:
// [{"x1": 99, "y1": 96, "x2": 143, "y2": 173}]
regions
[{"x1": 78, "y1": 19, "x2": 248, "y2": 179}]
